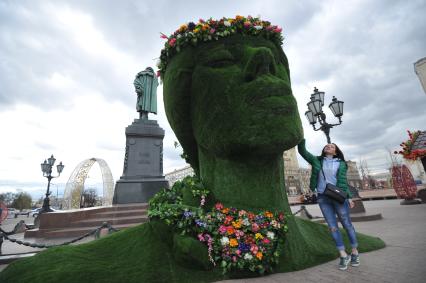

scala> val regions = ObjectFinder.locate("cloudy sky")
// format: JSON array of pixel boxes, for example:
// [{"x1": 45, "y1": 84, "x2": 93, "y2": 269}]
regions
[{"x1": 1, "y1": 0, "x2": 425, "y2": 199}]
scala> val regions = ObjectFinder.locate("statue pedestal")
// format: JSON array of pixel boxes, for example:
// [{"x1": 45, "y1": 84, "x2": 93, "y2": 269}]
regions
[{"x1": 113, "y1": 119, "x2": 169, "y2": 204}]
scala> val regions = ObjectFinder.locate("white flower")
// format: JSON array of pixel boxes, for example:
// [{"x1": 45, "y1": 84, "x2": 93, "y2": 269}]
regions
[
  {"x1": 220, "y1": 236, "x2": 229, "y2": 246},
  {"x1": 244, "y1": 253, "x2": 253, "y2": 260},
  {"x1": 224, "y1": 21, "x2": 231, "y2": 27},
  {"x1": 254, "y1": 25, "x2": 262, "y2": 30},
  {"x1": 270, "y1": 220, "x2": 281, "y2": 228},
  {"x1": 242, "y1": 219, "x2": 250, "y2": 226},
  {"x1": 267, "y1": 231, "x2": 275, "y2": 239},
  {"x1": 156, "y1": 59, "x2": 161, "y2": 68},
  {"x1": 177, "y1": 34, "x2": 182, "y2": 39}
]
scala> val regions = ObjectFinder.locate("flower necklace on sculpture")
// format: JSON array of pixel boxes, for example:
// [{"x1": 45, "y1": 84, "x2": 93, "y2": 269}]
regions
[{"x1": 148, "y1": 176, "x2": 289, "y2": 274}]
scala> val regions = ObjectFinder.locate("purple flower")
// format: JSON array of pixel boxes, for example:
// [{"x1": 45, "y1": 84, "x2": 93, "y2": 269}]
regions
[
  {"x1": 184, "y1": 210, "x2": 193, "y2": 218},
  {"x1": 255, "y1": 215, "x2": 264, "y2": 221},
  {"x1": 238, "y1": 243, "x2": 250, "y2": 252},
  {"x1": 195, "y1": 219, "x2": 207, "y2": 227},
  {"x1": 188, "y1": 22, "x2": 196, "y2": 31}
]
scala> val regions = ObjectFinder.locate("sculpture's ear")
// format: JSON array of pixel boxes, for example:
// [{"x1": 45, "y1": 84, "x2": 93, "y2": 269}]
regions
[{"x1": 163, "y1": 51, "x2": 199, "y2": 173}]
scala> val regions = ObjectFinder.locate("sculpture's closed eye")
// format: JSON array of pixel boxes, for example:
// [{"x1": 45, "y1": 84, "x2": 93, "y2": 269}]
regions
[{"x1": 204, "y1": 50, "x2": 235, "y2": 68}]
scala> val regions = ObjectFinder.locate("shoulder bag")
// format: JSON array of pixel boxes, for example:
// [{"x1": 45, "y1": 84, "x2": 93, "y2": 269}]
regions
[{"x1": 321, "y1": 163, "x2": 347, "y2": 204}]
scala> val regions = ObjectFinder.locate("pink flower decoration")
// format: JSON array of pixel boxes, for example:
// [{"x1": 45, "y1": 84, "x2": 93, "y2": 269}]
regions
[
  {"x1": 252, "y1": 223, "x2": 260, "y2": 232},
  {"x1": 274, "y1": 26, "x2": 282, "y2": 33},
  {"x1": 168, "y1": 38, "x2": 177, "y2": 47},
  {"x1": 244, "y1": 21, "x2": 251, "y2": 28},
  {"x1": 215, "y1": 203, "x2": 224, "y2": 210},
  {"x1": 160, "y1": 33, "x2": 168, "y2": 39},
  {"x1": 219, "y1": 225, "x2": 227, "y2": 234},
  {"x1": 156, "y1": 70, "x2": 161, "y2": 77},
  {"x1": 210, "y1": 28, "x2": 216, "y2": 34},
  {"x1": 250, "y1": 245, "x2": 258, "y2": 254},
  {"x1": 235, "y1": 230, "x2": 244, "y2": 238},
  {"x1": 198, "y1": 233, "x2": 205, "y2": 241},
  {"x1": 262, "y1": 238, "x2": 270, "y2": 244}
]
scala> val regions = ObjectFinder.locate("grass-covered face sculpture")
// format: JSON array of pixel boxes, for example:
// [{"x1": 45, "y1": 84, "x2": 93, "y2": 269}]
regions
[{"x1": 164, "y1": 35, "x2": 303, "y2": 172}]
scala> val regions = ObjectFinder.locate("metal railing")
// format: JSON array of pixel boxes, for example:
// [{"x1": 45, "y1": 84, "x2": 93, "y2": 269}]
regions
[{"x1": 0, "y1": 222, "x2": 119, "y2": 255}]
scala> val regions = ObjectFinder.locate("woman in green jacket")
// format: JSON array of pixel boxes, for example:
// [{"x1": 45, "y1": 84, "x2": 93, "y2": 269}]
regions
[{"x1": 297, "y1": 139, "x2": 359, "y2": 271}]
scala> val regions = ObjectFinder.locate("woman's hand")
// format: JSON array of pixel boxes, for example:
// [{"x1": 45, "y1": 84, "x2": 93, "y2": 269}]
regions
[{"x1": 349, "y1": 199, "x2": 355, "y2": 208}]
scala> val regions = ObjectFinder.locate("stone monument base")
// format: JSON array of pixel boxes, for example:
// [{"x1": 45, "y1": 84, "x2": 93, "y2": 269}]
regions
[
  {"x1": 400, "y1": 199, "x2": 422, "y2": 205},
  {"x1": 113, "y1": 177, "x2": 169, "y2": 204}
]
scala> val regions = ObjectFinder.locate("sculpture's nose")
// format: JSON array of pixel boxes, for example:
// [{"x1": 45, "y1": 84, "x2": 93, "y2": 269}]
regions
[{"x1": 244, "y1": 47, "x2": 277, "y2": 81}]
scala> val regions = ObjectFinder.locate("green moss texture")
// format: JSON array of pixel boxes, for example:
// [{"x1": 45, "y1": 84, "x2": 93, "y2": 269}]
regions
[
  {"x1": 0, "y1": 219, "x2": 385, "y2": 283},
  {"x1": 0, "y1": 33, "x2": 386, "y2": 282},
  {"x1": 164, "y1": 35, "x2": 303, "y2": 175}
]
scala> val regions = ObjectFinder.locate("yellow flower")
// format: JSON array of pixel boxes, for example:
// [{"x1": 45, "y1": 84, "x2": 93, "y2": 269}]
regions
[
  {"x1": 229, "y1": 238, "x2": 238, "y2": 247},
  {"x1": 201, "y1": 24, "x2": 209, "y2": 31},
  {"x1": 179, "y1": 24, "x2": 187, "y2": 32},
  {"x1": 256, "y1": 252, "x2": 263, "y2": 260},
  {"x1": 255, "y1": 233, "x2": 263, "y2": 240},
  {"x1": 232, "y1": 220, "x2": 242, "y2": 229},
  {"x1": 235, "y1": 15, "x2": 244, "y2": 21},
  {"x1": 264, "y1": 211, "x2": 273, "y2": 218},
  {"x1": 194, "y1": 28, "x2": 200, "y2": 33}
]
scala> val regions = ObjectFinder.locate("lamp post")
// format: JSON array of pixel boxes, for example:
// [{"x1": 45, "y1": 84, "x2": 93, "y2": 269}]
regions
[
  {"x1": 40, "y1": 155, "x2": 64, "y2": 213},
  {"x1": 305, "y1": 87, "x2": 344, "y2": 143}
]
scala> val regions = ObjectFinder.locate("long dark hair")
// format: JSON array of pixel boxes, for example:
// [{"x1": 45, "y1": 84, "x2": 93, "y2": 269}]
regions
[{"x1": 321, "y1": 143, "x2": 346, "y2": 161}]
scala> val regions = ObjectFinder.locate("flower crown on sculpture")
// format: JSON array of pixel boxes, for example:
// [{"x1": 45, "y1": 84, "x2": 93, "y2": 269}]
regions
[{"x1": 157, "y1": 15, "x2": 284, "y2": 78}]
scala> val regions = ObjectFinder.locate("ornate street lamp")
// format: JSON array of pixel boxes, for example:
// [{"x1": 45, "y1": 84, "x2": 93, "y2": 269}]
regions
[
  {"x1": 305, "y1": 87, "x2": 344, "y2": 143},
  {"x1": 40, "y1": 155, "x2": 64, "y2": 213}
]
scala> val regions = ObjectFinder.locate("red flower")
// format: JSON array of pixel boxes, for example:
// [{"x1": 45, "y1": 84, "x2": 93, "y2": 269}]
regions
[
  {"x1": 226, "y1": 226, "x2": 235, "y2": 235},
  {"x1": 224, "y1": 215, "x2": 233, "y2": 225}
]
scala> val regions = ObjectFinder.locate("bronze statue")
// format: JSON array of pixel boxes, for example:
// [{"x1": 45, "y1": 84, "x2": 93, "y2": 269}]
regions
[{"x1": 134, "y1": 67, "x2": 158, "y2": 119}]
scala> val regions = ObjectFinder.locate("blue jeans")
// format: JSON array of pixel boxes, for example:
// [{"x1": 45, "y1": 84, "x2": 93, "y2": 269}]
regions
[{"x1": 317, "y1": 194, "x2": 358, "y2": 251}]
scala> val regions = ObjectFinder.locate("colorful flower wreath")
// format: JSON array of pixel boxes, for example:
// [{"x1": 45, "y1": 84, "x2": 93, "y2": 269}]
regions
[
  {"x1": 157, "y1": 15, "x2": 284, "y2": 78},
  {"x1": 148, "y1": 176, "x2": 288, "y2": 274},
  {"x1": 394, "y1": 130, "x2": 426, "y2": 160}
]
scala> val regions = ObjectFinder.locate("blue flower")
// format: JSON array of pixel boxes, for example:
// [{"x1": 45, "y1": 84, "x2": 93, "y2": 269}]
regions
[
  {"x1": 184, "y1": 210, "x2": 193, "y2": 218},
  {"x1": 238, "y1": 243, "x2": 250, "y2": 252},
  {"x1": 195, "y1": 219, "x2": 207, "y2": 227}
]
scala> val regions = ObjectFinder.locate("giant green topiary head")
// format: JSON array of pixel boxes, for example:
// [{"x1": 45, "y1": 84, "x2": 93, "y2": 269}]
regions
[{"x1": 162, "y1": 18, "x2": 303, "y2": 172}]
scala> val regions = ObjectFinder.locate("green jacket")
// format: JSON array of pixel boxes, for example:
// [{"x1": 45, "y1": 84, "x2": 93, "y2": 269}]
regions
[{"x1": 297, "y1": 139, "x2": 352, "y2": 198}]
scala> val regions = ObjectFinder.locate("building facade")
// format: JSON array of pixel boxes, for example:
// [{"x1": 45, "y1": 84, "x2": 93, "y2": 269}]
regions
[
  {"x1": 283, "y1": 147, "x2": 312, "y2": 196},
  {"x1": 165, "y1": 165, "x2": 194, "y2": 186}
]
